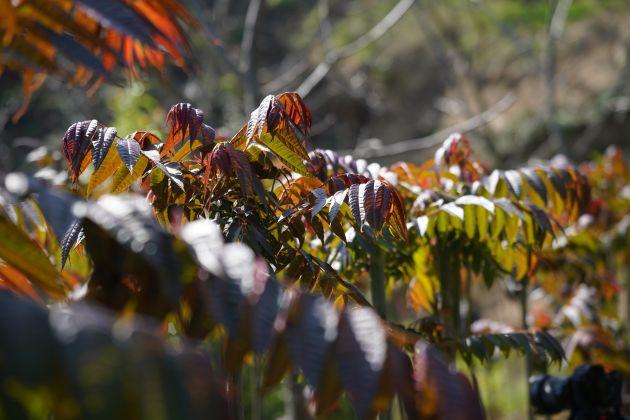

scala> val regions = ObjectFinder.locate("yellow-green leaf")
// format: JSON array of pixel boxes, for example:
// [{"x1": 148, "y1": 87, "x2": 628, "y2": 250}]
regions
[
  {"x1": 87, "y1": 145, "x2": 123, "y2": 196},
  {"x1": 436, "y1": 211, "x2": 449, "y2": 233},
  {"x1": 476, "y1": 206, "x2": 488, "y2": 241},
  {"x1": 110, "y1": 154, "x2": 149, "y2": 193},
  {"x1": 171, "y1": 140, "x2": 202, "y2": 162},
  {"x1": 0, "y1": 215, "x2": 65, "y2": 297},
  {"x1": 505, "y1": 214, "x2": 519, "y2": 244},
  {"x1": 464, "y1": 205, "x2": 476, "y2": 239},
  {"x1": 522, "y1": 212, "x2": 535, "y2": 245},
  {"x1": 257, "y1": 132, "x2": 308, "y2": 175},
  {"x1": 490, "y1": 207, "x2": 506, "y2": 239}
]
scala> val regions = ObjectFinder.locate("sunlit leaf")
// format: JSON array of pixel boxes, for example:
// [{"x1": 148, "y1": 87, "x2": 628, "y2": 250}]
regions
[
  {"x1": 257, "y1": 132, "x2": 308, "y2": 175},
  {"x1": 116, "y1": 135, "x2": 141, "y2": 172},
  {"x1": 0, "y1": 214, "x2": 64, "y2": 297}
]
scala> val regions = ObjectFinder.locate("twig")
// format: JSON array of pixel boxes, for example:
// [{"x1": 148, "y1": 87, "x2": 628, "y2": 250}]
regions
[
  {"x1": 240, "y1": 0, "x2": 264, "y2": 113},
  {"x1": 190, "y1": 0, "x2": 241, "y2": 77},
  {"x1": 296, "y1": 0, "x2": 416, "y2": 98},
  {"x1": 261, "y1": 60, "x2": 309, "y2": 94},
  {"x1": 543, "y1": 0, "x2": 573, "y2": 156},
  {"x1": 341, "y1": 92, "x2": 515, "y2": 159},
  {"x1": 260, "y1": 0, "x2": 332, "y2": 94}
]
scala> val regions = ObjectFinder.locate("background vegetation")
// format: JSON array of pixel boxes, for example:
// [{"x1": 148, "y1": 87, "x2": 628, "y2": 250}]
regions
[{"x1": 0, "y1": 0, "x2": 628, "y2": 419}]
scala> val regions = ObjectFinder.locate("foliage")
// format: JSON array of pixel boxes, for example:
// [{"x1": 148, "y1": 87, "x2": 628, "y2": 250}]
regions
[
  {"x1": 0, "y1": 0, "x2": 193, "y2": 121},
  {"x1": 0, "y1": 91, "x2": 622, "y2": 418},
  {"x1": 529, "y1": 147, "x2": 630, "y2": 372},
  {"x1": 0, "y1": 186, "x2": 482, "y2": 419}
]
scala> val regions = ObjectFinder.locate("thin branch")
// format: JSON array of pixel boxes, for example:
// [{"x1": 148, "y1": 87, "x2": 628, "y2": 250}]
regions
[
  {"x1": 296, "y1": 0, "x2": 416, "y2": 98},
  {"x1": 261, "y1": 59, "x2": 309, "y2": 94},
  {"x1": 260, "y1": 0, "x2": 332, "y2": 94},
  {"x1": 342, "y1": 92, "x2": 515, "y2": 159},
  {"x1": 191, "y1": 0, "x2": 242, "y2": 77},
  {"x1": 240, "y1": 0, "x2": 264, "y2": 113},
  {"x1": 542, "y1": 0, "x2": 573, "y2": 156}
]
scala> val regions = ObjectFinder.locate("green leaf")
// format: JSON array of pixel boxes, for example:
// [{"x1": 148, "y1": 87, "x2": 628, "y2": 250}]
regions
[
  {"x1": 464, "y1": 204, "x2": 477, "y2": 239},
  {"x1": 437, "y1": 211, "x2": 449, "y2": 233},
  {"x1": 476, "y1": 205, "x2": 489, "y2": 241},
  {"x1": 490, "y1": 206, "x2": 506, "y2": 239},
  {"x1": 257, "y1": 132, "x2": 308, "y2": 175}
]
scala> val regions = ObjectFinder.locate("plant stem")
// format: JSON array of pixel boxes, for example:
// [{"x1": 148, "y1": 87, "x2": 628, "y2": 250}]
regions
[
  {"x1": 437, "y1": 241, "x2": 461, "y2": 341},
  {"x1": 250, "y1": 359, "x2": 261, "y2": 420},
  {"x1": 285, "y1": 373, "x2": 311, "y2": 419},
  {"x1": 369, "y1": 245, "x2": 392, "y2": 420},
  {"x1": 465, "y1": 266, "x2": 473, "y2": 330},
  {"x1": 452, "y1": 251, "x2": 461, "y2": 337},
  {"x1": 521, "y1": 273, "x2": 533, "y2": 420},
  {"x1": 370, "y1": 245, "x2": 387, "y2": 320}
]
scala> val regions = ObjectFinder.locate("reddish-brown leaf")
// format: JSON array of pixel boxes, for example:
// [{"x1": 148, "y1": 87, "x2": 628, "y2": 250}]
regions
[
  {"x1": 348, "y1": 184, "x2": 363, "y2": 228},
  {"x1": 390, "y1": 187, "x2": 408, "y2": 240},
  {"x1": 276, "y1": 92, "x2": 312, "y2": 140},
  {"x1": 413, "y1": 341, "x2": 485, "y2": 419},
  {"x1": 372, "y1": 181, "x2": 390, "y2": 232},
  {"x1": 434, "y1": 133, "x2": 471, "y2": 169},
  {"x1": 324, "y1": 174, "x2": 370, "y2": 195},
  {"x1": 336, "y1": 306, "x2": 390, "y2": 418},
  {"x1": 164, "y1": 102, "x2": 207, "y2": 155},
  {"x1": 207, "y1": 142, "x2": 258, "y2": 198},
  {"x1": 62, "y1": 119, "x2": 98, "y2": 182},
  {"x1": 362, "y1": 180, "x2": 376, "y2": 228},
  {"x1": 321, "y1": 174, "x2": 406, "y2": 238}
]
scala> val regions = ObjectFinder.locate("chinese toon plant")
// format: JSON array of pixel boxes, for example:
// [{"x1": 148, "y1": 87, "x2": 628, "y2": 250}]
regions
[{"x1": 0, "y1": 92, "x2": 604, "y2": 418}]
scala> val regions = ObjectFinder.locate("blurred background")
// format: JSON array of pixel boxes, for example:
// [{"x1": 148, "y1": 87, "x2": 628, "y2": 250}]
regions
[
  {"x1": 1, "y1": 0, "x2": 629, "y2": 174},
  {"x1": 1, "y1": 1, "x2": 629, "y2": 418}
]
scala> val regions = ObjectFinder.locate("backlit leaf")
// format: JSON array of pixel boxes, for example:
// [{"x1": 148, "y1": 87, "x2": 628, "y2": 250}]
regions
[
  {"x1": 60, "y1": 219, "x2": 83, "y2": 269},
  {"x1": 87, "y1": 144, "x2": 123, "y2": 196},
  {"x1": 63, "y1": 120, "x2": 97, "y2": 182},
  {"x1": 413, "y1": 341, "x2": 484, "y2": 419},
  {"x1": 257, "y1": 132, "x2": 308, "y2": 175},
  {"x1": 286, "y1": 294, "x2": 339, "y2": 387},
  {"x1": 111, "y1": 154, "x2": 149, "y2": 193},
  {"x1": 337, "y1": 307, "x2": 388, "y2": 418},
  {"x1": 164, "y1": 103, "x2": 205, "y2": 155},
  {"x1": 91, "y1": 126, "x2": 117, "y2": 169},
  {"x1": 310, "y1": 188, "x2": 327, "y2": 219},
  {"x1": 0, "y1": 214, "x2": 64, "y2": 297},
  {"x1": 116, "y1": 136, "x2": 141, "y2": 172}
]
